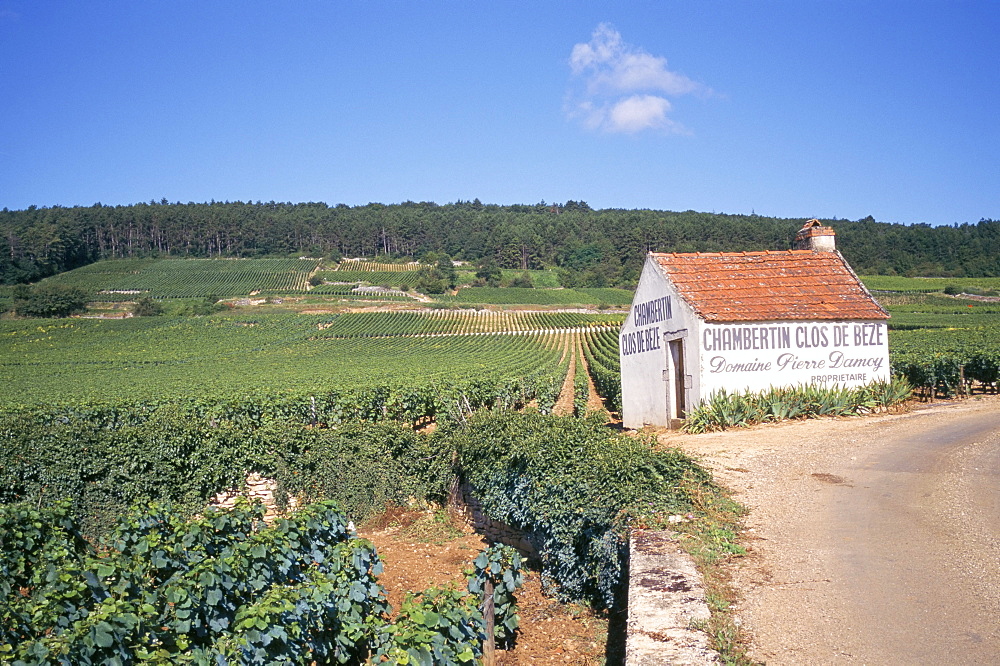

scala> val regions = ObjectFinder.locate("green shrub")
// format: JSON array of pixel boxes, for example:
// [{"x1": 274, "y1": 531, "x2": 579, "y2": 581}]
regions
[
  {"x1": 268, "y1": 421, "x2": 454, "y2": 517},
  {"x1": 2, "y1": 401, "x2": 718, "y2": 617},
  {"x1": 504, "y1": 272, "x2": 533, "y2": 288},
  {"x1": 450, "y1": 412, "x2": 714, "y2": 609},
  {"x1": 131, "y1": 295, "x2": 163, "y2": 316},
  {"x1": 377, "y1": 587, "x2": 483, "y2": 664},
  {"x1": 12, "y1": 284, "x2": 89, "y2": 318},
  {"x1": 2, "y1": 499, "x2": 527, "y2": 664},
  {"x1": 467, "y1": 543, "x2": 524, "y2": 648},
  {"x1": 1, "y1": 499, "x2": 389, "y2": 664}
]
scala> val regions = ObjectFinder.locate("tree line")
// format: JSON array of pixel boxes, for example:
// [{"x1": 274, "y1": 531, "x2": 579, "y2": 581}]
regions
[{"x1": 3, "y1": 199, "x2": 998, "y2": 285}]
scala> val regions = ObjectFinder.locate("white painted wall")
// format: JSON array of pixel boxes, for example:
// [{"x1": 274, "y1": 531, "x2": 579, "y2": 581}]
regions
[
  {"x1": 620, "y1": 256, "x2": 700, "y2": 429},
  {"x1": 697, "y1": 319, "x2": 890, "y2": 398}
]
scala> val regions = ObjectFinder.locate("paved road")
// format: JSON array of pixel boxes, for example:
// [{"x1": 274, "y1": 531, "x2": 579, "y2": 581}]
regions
[
  {"x1": 821, "y1": 406, "x2": 1000, "y2": 663},
  {"x1": 667, "y1": 398, "x2": 1000, "y2": 664}
]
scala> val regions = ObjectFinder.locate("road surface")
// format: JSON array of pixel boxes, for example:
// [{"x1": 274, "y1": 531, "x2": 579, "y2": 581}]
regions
[{"x1": 664, "y1": 397, "x2": 1000, "y2": 665}]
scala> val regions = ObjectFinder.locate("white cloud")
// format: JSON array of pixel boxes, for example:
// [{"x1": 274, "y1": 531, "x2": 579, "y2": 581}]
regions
[
  {"x1": 608, "y1": 95, "x2": 679, "y2": 134},
  {"x1": 567, "y1": 23, "x2": 707, "y2": 134},
  {"x1": 569, "y1": 23, "x2": 623, "y2": 74},
  {"x1": 569, "y1": 95, "x2": 687, "y2": 135}
]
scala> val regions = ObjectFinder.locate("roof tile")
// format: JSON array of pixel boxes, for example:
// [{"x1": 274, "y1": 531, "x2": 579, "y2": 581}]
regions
[{"x1": 651, "y1": 250, "x2": 888, "y2": 322}]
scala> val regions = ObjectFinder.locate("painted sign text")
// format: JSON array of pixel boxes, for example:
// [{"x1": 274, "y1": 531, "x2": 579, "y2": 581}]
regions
[
  {"x1": 621, "y1": 326, "x2": 661, "y2": 356},
  {"x1": 632, "y1": 296, "x2": 672, "y2": 327}
]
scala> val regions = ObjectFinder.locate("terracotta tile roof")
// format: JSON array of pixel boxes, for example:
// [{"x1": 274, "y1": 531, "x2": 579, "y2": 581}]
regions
[{"x1": 651, "y1": 250, "x2": 889, "y2": 322}]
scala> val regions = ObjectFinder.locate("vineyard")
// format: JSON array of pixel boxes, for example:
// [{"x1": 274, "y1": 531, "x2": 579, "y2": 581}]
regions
[
  {"x1": 335, "y1": 260, "x2": 422, "y2": 272},
  {"x1": 0, "y1": 311, "x2": 623, "y2": 411},
  {"x1": 7, "y1": 260, "x2": 1000, "y2": 408},
  {"x1": 308, "y1": 283, "x2": 415, "y2": 301},
  {"x1": 315, "y1": 266, "x2": 614, "y2": 306},
  {"x1": 310, "y1": 310, "x2": 622, "y2": 337},
  {"x1": 863, "y1": 292, "x2": 1000, "y2": 398},
  {"x1": 1, "y1": 497, "x2": 526, "y2": 664},
  {"x1": 890, "y1": 325, "x2": 1000, "y2": 397},
  {"x1": 877, "y1": 295, "x2": 1000, "y2": 316},
  {"x1": 1, "y1": 407, "x2": 723, "y2": 663},
  {"x1": 861, "y1": 275, "x2": 1000, "y2": 294},
  {"x1": 5, "y1": 286, "x2": 997, "y2": 411},
  {"x1": 39, "y1": 258, "x2": 319, "y2": 300},
  {"x1": 583, "y1": 327, "x2": 623, "y2": 412},
  {"x1": 315, "y1": 271, "x2": 420, "y2": 289},
  {"x1": 2, "y1": 257, "x2": 641, "y2": 315}
]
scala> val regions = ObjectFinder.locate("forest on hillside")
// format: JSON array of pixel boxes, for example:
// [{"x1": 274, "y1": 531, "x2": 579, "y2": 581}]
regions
[{"x1": 3, "y1": 200, "x2": 998, "y2": 286}]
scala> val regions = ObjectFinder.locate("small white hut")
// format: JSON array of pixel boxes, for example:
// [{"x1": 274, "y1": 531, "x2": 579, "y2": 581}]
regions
[{"x1": 619, "y1": 221, "x2": 890, "y2": 429}]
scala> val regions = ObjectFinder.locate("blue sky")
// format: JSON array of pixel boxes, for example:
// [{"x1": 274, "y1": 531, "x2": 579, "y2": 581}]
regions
[{"x1": 1, "y1": 1, "x2": 997, "y2": 225}]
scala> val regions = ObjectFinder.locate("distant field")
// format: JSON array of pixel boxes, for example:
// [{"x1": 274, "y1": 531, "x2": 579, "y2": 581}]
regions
[
  {"x1": 499, "y1": 269, "x2": 562, "y2": 288},
  {"x1": 874, "y1": 292, "x2": 980, "y2": 307},
  {"x1": 314, "y1": 270, "x2": 419, "y2": 287},
  {"x1": 437, "y1": 287, "x2": 632, "y2": 306},
  {"x1": 307, "y1": 310, "x2": 623, "y2": 336},
  {"x1": 0, "y1": 310, "x2": 623, "y2": 406},
  {"x1": 334, "y1": 260, "x2": 420, "y2": 272},
  {"x1": 871, "y1": 292, "x2": 1000, "y2": 327},
  {"x1": 308, "y1": 283, "x2": 415, "y2": 301},
  {"x1": 6, "y1": 263, "x2": 1000, "y2": 406},
  {"x1": 887, "y1": 311, "x2": 1000, "y2": 330},
  {"x1": 39, "y1": 258, "x2": 319, "y2": 300},
  {"x1": 12, "y1": 259, "x2": 631, "y2": 310},
  {"x1": 862, "y1": 275, "x2": 1000, "y2": 293},
  {"x1": 449, "y1": 268, "x2": 563, "y2": 288}
]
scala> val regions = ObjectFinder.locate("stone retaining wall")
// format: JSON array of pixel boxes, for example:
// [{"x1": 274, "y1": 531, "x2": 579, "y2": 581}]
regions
[
  {"x1": 447, "y1": 480, "x2": 538, "y2": 559},
  {"x1": 626, "y1": 530, "x2": 720, "y2": 665},
  {"x1": 210, "y1": 472, "x2": 298, "y2": 521},
  {"x1": 450, "y1": 485, "x2": 718, "y2": 664}
]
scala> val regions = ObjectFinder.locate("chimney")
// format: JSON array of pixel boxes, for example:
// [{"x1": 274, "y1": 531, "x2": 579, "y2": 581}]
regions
[{"x1": 794, "y1": 219, "x2": 836, "y2": 252}]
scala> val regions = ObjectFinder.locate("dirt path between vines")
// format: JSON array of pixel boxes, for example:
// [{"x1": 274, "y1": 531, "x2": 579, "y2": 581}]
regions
[
  {"x1": 554, "y1": 332, "x2": 578, "y2": 417},
  {"x1": 582, "y1": 343, "x2": 609, "y2": 415},
  {"x1": 659, "y1": 395, "x2": 1000, "y2": 665},
  {"x1": 553, "y1": 333, "x2": 611, "y2": 417}
]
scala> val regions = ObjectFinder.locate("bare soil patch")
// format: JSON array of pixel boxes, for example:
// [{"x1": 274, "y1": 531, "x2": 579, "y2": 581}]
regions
[{"x1": 359, "y1": 509, "x2": 607, "y2": 665}]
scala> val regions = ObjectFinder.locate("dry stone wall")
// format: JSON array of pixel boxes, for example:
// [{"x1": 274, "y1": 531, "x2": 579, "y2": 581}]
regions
[
  {"x1": 448, "y1": 480, "x2": 538, "y2": 560},
  {"x1": 210, "y1": 472, "x2": 299, "y2": 521}
]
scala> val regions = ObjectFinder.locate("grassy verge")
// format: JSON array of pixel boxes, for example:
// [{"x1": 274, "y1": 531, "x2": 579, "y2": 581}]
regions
[{"x1": 675, "y1": 477, "x2": 760, "y2": 665}]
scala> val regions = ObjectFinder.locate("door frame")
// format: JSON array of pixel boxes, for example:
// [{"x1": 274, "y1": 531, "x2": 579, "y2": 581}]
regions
[{"x1": 662, "y1": 329, "x2": 688, "y2": 426}]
